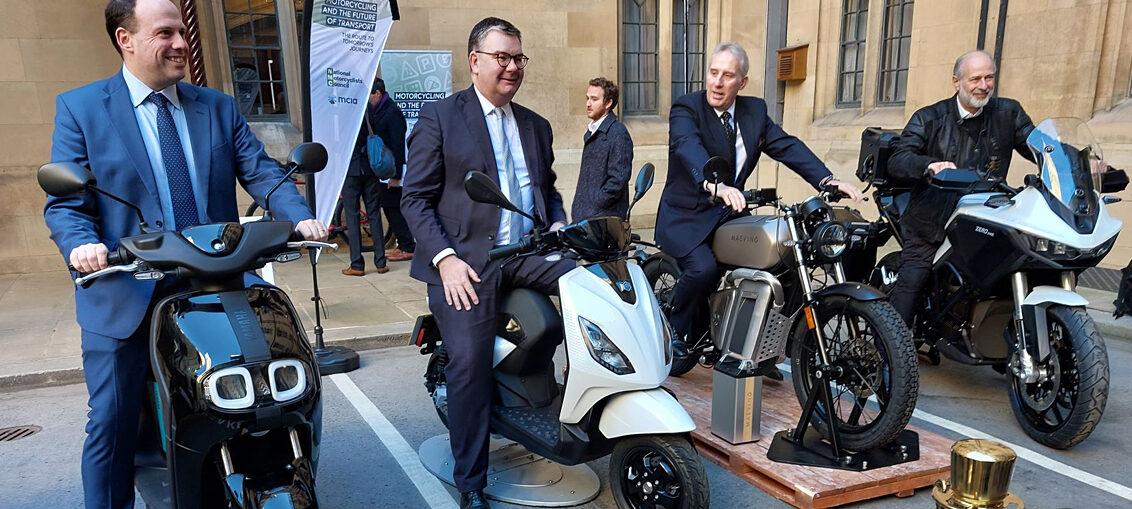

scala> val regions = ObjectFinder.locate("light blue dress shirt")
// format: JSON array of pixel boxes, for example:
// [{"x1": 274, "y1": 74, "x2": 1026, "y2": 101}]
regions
[
  {"x1": 473, "y1": 86, "x2": 534, "y2": 245},
  {"x1": 122, "y1": 66, "x2": 205, "y2": 230}
]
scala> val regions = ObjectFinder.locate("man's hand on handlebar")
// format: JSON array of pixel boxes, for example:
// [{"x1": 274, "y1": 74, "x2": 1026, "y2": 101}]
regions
[
  {"x1": 70, "y1": 243, "x2": 109, "y2": 273},
  {"x1": 928, "y1": 161, "x2": 957, "y2": 175},
  {"x1": 832, "y1": 179, "x2": 866, "y2": 202},
  {"x1": 437, "y1": 254, "x2": 482, "y2": 311},
  {"x1": 295, "y1": 219, "x2": 329, "y2": 242},
  {"x1": 704, "y1": 181, "x2": 746, "y2": 212},
  {"x1": 549, "y1": 221, "x2": 566, "y2": 232}
]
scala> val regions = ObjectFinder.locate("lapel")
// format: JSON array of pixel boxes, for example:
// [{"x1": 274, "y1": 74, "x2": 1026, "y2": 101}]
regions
[
  {"x1": 456, "y1": 87, "x2": 500, "y2": 186},
  {"x1": 584, "y1": 113, "x2": 616, "y2": 145},
  {"x1": 736, "y1": 98, "x2": 759, "y2": 183},
  {"x1": 177, "y1": 83, "x2": 212, "y2": 201},
  {"x1": 104, "y1": 72, "x2": 160, "y2": 205},
  {"x1": 514, "y1": 104, "x2": 546, "y2": 219}
]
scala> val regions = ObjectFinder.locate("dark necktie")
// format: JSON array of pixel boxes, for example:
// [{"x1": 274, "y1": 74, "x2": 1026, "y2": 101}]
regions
[
  {"x1": 721, "y1": 110, "x2": 736, "y2": 147},
  {"x1": 149, "y1": 92, "x2": 200, "y2": 229}
]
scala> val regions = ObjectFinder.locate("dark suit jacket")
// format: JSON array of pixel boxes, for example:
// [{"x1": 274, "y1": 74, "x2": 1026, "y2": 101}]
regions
[
  {"x1": 401, "y1": 86, "x2": 567, "y2": 285},
  {"x1": 571, "y1": 113, "x2": 634, "y2": 221},
  {"x1": 44, "y1": 71, "x2": 314, "y2": 339},
  {"x1": 656, "y1": 91, "x2": 832, "y2": 258},
  {"x1": 348, "y1": 93, "x2": 408, "y2": 178}
]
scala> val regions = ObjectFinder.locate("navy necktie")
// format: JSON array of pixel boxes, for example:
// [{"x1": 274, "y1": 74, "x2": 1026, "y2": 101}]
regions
[{"x1": 149, "y1": 91, "x2": 200, "y2": 229}]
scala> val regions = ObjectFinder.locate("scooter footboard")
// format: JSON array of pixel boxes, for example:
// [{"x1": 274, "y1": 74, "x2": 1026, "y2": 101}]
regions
[{"x1": 598, "y1": 388, "x2": 695, "y2": 439}]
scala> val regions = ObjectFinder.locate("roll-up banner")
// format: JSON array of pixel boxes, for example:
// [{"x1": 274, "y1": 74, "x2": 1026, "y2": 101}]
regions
[
  {"x1": 305, "y1": 0, "x2": 395, "y2": 226},
  {"x1": 379, "y1": 50, "x2": 454, "y2": 137}
]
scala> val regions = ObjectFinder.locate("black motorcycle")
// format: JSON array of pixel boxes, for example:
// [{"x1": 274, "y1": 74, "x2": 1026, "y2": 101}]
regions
[
  {"x1": 643, "y1": 157, "x2": 917, "y2": 451},
  {"x1": 38, "y1": 143, "x2": 334, "y2": 508}
]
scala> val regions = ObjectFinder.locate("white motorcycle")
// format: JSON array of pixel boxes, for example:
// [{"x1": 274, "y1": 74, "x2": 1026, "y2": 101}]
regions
[{"x1": 412, "y1": 166, "x2": 710, "y2": 508}]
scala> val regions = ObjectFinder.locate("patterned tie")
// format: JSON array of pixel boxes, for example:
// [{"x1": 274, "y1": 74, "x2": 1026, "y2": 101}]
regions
[
  {"x1": 721, "y1": 110, "x2": 737, "y2": 181},
  {"x1": 491, "y1": 108, "x2": 525, "y2": 243},
  {"x1": 149, "y1": 92, "x2": 200, "y2": 229}
]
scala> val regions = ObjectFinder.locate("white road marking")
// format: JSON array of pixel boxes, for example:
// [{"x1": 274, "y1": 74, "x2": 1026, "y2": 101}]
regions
[
  {"x1": 329, "y1": 373, "x2": 459, "y2": 509},
  {"x1": 776, "y1": 362, "x2": 1132, "y2": 502}
]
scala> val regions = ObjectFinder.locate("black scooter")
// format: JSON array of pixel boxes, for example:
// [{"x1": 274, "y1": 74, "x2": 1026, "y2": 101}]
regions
[{"x1": 38, "y1": 143, "x2": 334, "y2": 508}]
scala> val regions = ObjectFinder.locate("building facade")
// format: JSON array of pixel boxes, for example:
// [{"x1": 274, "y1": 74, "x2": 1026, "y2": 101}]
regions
[{"x1": 3, "y1": 0, "x2": 1132, "y2": 274}]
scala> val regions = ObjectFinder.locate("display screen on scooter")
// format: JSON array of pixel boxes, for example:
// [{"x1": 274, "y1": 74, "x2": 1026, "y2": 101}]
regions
[
  {"x1": 1027, "y1": 118, "x2": 1104, "y2": 231},
  {"x1": 558, "y1": 216, "x2": 631, "y2": 262}
]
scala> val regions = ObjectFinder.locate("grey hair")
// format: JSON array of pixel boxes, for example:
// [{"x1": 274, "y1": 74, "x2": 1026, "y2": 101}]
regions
[
  {"x1": 467, "y1": 17, "x2": 522, "y2": 54},
  {"x1": 712, "y1": 42, "x2": 750, "y2": 77},
  {"x1": 953, "y1": 50, "x2": 996, "y2": 78}
]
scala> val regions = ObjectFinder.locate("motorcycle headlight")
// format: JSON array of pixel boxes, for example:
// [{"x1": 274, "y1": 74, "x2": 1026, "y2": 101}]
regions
[
  {"x1": 203, "y1": 366, "x2": 255, "y2": 410},
  {"x1": 660, "y1": 313, "x2": 674, "y2": 365},
  {"x1": 1029, "y1": 233, "x2": 1113, "y2": 261},
  {"x1": 268, "y1": 359, "x2": 308, "y2": 403},
  {"x1": 578, "y1": 316, "x2": 635, "y2": 375},
  {"x1": 812, "y1": 221, "x2": 849, "y2": 259}
]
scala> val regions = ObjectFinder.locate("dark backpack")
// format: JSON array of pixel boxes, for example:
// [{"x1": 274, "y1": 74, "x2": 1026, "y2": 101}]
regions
[{"x1": 1115, "y1": 260, "x2": 1132, "y2": 318}]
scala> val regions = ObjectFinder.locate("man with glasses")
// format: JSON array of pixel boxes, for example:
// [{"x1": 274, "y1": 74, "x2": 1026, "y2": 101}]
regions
[{"x1": 401, "y1": 16, "x2": 572, "y2": 509}]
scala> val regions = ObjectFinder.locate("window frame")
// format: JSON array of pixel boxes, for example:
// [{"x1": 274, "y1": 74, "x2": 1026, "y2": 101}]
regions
[
  {"x1": 877, "y1": 0, "x2": 913, "y2": 106},
  {"x1": 621, "y1": 0, "x2": 661, "y2": 116},
  {"x1": 836, "y1": 0, "x2": 869, "y2": 108},
  {"x1": 671, "y1": 0, "x2": 707, "y2": 101},
  {"x1": 222, "y1": 0, "x2": 292, "y2": 121}
]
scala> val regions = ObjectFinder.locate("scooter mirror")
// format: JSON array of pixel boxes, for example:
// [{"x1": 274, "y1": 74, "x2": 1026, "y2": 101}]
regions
[
  {"x1": 1100, "y1": 167, "x2": 1129, "y2": 194},
  {"x1": 464, "y1": 171, "x2": 523, "y2": 213},
  {"x1": 930, "y1": 168, "x2": 980, "y2": 191},
  {"x1": 38, "y1": 162, "x2": 94, "y2": 197},
  {"x1": 632, "y1": 163, "x2": 655, "y2": 203},
  {"x1": 288, "y1": 142, "x2": 328, "y2": 175},
  {"x1": 703, "y1": 156, "x2": 729, "y2": 184}
]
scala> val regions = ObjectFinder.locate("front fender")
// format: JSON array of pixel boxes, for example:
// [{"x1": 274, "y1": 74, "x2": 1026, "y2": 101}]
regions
[
  {"x1": 598, "y1": 388, "x2": 695, "y2": 439},
  {"x1": 813, "y1": 282, "x2": 888, "y2": 302},
  {"x1": 1022, "y1": 285, "x2": 1089, "y2": 307}
]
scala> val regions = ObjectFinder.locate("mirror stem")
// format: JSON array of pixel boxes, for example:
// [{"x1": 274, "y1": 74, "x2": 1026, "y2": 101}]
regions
[
  {"x1": 263, "y1": 165, "x2": 300, "y2": 220},
  {"x1": 89, "y1": 187, "x2": 152, "y2": 233}
]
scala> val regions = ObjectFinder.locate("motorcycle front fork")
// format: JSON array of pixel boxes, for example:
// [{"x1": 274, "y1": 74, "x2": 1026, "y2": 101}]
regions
[
  {"x1": 219, "y1": 427, "x2": 307, "y2": 476},
  {"x1": 1009, "y1": 272, "x2": 1073, "y2": 384}
]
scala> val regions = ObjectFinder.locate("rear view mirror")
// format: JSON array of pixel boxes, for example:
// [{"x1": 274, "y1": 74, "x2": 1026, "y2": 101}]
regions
[
  {"x1": 288, "y1": 142, "x2": 328, "y2": 174},
  {"x1": 38, "y1": 162, "x2": 94, "y2": 197},
  {"x1": 930, "y1": 169, "x2": 980, "y2": 191},
  {"x1": 632, "y1": 163, "x2": 655, "y2": 203},
  {"x1": 464, "y1": 171, "x2": 520, "y2": 213},
  {"x1": 703, "y1": 156, "x2": 728, "y2": 184},
  {"x1": 1100, "y1": 167, "x2": 1129, "y2": 194}
]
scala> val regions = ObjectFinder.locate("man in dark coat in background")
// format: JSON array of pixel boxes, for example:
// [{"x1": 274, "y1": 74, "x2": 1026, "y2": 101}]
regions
[{"x1": 571, "y1": 77, "x2": 634, "y2": 221}]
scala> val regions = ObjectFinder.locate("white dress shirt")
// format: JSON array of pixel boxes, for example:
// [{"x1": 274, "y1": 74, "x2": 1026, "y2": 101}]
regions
[{"x1": 713, "y1": 102, "x2": 747, "y2": 182}]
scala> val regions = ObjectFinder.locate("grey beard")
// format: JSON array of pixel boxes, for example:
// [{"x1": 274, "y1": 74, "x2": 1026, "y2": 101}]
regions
[{"x1": 959, "y1": 88, "x2": 990, "y2": 110}]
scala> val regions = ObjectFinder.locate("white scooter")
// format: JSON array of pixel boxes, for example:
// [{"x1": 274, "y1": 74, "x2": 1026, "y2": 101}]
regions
[{"x1": 412, "y1": 165, "x2": 709, "y2": 508}]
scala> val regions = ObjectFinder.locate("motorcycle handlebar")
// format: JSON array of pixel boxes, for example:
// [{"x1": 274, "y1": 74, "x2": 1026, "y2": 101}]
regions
[{"x1": 488, "y1": 237, "x2": 533, "y2": 261}]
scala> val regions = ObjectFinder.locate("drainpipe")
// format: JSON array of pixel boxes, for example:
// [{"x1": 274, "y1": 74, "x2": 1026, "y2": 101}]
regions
[
  {"x1": 992, "y1": 0, "x2": 1009, "y2": 84},
  {"x1": 977, "y1": 0, "x2": 990, "y2": 50}
]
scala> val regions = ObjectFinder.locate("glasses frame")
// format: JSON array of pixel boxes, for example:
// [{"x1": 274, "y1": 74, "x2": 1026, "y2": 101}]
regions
[{"x1": 475, "y1": 51, "x2": 530, "y2": 69}]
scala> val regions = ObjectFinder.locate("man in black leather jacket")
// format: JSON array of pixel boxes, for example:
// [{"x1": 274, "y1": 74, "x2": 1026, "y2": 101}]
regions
[{"x1": 887, "y1": 50, "x2": 1034, "y2": 327}]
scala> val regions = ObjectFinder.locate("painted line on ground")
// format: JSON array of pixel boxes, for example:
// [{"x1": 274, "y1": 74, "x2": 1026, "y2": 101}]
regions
[
  {"x1": 329, "y1": 373, "x2": 458, "y2": 509},
  {"x1": 776, "y1": 363, "x2": 1132, "y2": 502}
]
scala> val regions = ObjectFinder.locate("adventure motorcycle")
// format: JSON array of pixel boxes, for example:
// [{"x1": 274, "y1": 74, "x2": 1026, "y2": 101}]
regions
[
  {"x1": 39, "y1": 143, "x2": 335, "y2": 508},
  {"x1": 862, "y1": 117, "x2": 1126, "y2": 449},
  {"x1": 414, "y1": 166, "x2": 710, "y2": 508},
  {"x1": 643, "y1": 157, "x2": 918, "y2": 451}
]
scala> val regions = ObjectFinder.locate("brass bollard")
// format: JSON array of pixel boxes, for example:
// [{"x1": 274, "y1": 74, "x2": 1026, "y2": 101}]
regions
[{"x1": 932, "y1": 439, "x2": 1024, "y2": 509}]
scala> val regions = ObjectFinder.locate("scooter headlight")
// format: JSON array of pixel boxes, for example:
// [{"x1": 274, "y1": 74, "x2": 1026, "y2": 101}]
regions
[
  {"x1": 578, "y1": 316, "x2": 635, "y2": 375},
  {"x1": 203, "y1": 366, "x2": 255, "y2": 410},
  {"x1": 268, "y1": 359, "x2": 308, "y2": 403},
  {"x1": 812, "y1": 221, "x2": 849, "y2": 259}
]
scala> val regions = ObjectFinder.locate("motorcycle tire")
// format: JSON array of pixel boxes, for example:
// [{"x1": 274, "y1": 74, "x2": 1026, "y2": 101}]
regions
[
  {"x1": 789, "y1": 295, "x2": 918, "y2": 451},
  {"x1": 609, "y1": 435, "x2": 709, "y2": 509},
  {"x1": 641, "y1": 256, "x2": 699, "y2": 377},
  {"x1": 1008, "y1": 305, "x2": 1109, "y2": 449}
]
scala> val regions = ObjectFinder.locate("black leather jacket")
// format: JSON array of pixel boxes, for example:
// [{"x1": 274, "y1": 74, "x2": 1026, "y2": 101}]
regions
[{"x1": 888, "y1": 95, "x2": 1034, "y2": 243}]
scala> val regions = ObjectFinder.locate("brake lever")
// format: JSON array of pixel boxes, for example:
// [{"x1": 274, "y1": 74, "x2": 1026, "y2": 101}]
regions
[
  {"x1": 287, "y1": 241, "x2": 339, "y2": 250},
  {"x1": 74, "y1": 260, "x2": 144, "y2": 287}
]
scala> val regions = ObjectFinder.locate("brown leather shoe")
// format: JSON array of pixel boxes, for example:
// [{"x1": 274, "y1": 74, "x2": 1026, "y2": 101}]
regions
[
  {"x1": 341, "y1": 267, "x2": 365, "y2": 276},
  {"x1": 386, "y1": 249, "x2": 414, "y2": 262},
  {"x1": 374, "y1": 266, "x2": 390, "y2": 274}
]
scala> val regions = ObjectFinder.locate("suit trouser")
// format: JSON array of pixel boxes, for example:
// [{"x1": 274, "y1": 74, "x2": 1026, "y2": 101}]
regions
[
  {"x1": 668, "y1": 242, "x2": 719, "y2": 342},
  {"x1": 380, "y1": 184, "x2": 416, "y2": 253},
  {"x1": 426, "y1": 253, "x2": 574, "y2": 493},
  {"x1": 341, "y1": 174, "x2": 387, "y2": 270},
  {"x1": 889, "y1": 227, "x2": 940, "y2": 328}
]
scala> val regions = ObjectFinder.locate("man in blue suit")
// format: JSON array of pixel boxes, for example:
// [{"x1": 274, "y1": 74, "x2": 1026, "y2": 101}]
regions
[
  {"x1": 657, "y1": 42, "x2": 864, "y2": 360},
  {"x1": 401, "y1": 17, "x2": 573, "y2": 509},
  {"x1": 43, "y1": 1, "x2": 327, "y2": 507}
]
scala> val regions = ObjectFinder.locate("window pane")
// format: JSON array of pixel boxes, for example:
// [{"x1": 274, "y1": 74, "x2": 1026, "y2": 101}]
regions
[
  {"x1": 623, "y1": 0, "x2": 659, "y2": 114},
  {"x1": 878, "y1": 0, "x2": 912, "y2": 104},
  {"x1": 225, "y1": 0, "x2": 288, "y2": 118},
  {"x1": 837, "y1": 0, "x2": 868, "y2": 106}
]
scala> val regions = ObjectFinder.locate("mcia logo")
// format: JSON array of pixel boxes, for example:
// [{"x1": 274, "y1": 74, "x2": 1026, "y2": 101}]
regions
[{"x1": 328, "y1": 95, "x2": 359, "y2": 105}]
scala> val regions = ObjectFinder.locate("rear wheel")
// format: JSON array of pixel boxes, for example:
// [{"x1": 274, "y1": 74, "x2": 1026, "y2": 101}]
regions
[
  {"x1": 642, "y1": 256, "x2": 699, "y2": 377},
  {"x1": 789, "y1": 296, "x2": 918, "y2": 451},
  {"x1": 1008, "y1": 305, "x2": 1108, "y2": 449},
  {"x1": 610, "y1": 435, "x2": 709, "y2": 509}
]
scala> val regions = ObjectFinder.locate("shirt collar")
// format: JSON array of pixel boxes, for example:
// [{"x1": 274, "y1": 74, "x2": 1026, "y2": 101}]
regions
[
  {"x1": 473, "y1": 84, "x2": 513, "y2": 119},
  {"x1": 713, "y1": 101, "x2": 737, "y2": 122},
  {"x1": 122, "y1": 65, "x2": 181, "y2": 110},
  {"x1": 956, "y1": 95, "x2": 983, "y2": 120},
  {"x1": 588, "y1": 112, "x2": 609, "y2": 134}
]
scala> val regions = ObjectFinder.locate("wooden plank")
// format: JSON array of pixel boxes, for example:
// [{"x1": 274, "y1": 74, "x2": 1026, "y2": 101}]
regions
[{"x1": 664, "y1": 367, "x2": 951, "y2": 509}]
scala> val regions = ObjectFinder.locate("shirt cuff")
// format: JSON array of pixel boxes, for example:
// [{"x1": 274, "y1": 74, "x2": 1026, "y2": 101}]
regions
[{"x1": 432, "y1": 248, "x2": 456, "y2": 268}]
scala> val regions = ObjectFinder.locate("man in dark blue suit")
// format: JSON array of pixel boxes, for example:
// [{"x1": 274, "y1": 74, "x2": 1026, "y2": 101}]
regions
[
  {"x1": 657, "y1": 42, "x2": 864, "y2": 358},
  {"x1": 43, "y1": 1, "x2": 326, "y2": 507},
  {"x1": 401, "y1": 17, "x2": 573, "y2": 509}
]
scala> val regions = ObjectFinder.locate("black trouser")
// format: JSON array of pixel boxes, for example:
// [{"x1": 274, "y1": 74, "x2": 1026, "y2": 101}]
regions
[
  {"x1": 669, "y1": 242, "x2": 717, "y2": 342},
  {"x1": 889, "y1": 226, "x2": 940, "y2": 328},
  {"x1": 341, "y1": 174, "x2": 386, "y2": 270},
  {"x1": 427, "y1": 254, "x2": 574, "y2": 493},
  {"x1": 380, "y1": 183, "x2": 415, "y2": 253}
]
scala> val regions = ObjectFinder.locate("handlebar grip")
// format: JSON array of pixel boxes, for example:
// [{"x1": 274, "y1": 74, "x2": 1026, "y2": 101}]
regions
[
  {"x1": 106, "y1": 248, "x2": 128, "y2": 266},
  {"x1": 488, "y1": 238, "x2": 530, "y2": 261}
]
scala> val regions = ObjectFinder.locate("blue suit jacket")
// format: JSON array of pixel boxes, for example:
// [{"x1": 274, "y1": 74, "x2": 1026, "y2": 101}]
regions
[
  {"x1": 656, "y1": 91, "x2": 832, "y2": 258},
  {"x1": 401, "y1": 86, "x2": 567, "y2": 285},
  {"x1": 44, "y1": 72, "x2": 314, "y2": 339}
]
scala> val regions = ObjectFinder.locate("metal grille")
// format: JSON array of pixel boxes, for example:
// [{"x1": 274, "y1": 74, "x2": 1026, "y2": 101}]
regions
[
  {"x1": 0, "y1": 425, "x2": 42, "y2": 442},
  {"x1": 754, "y1": 310, "x2": 791, "y2": 364}
]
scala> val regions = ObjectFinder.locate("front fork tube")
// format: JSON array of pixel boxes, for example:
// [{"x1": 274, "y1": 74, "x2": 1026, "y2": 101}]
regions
[
  {"x1": 219, "y1": 427, "x2": 307, "y2": 476},
  {"x1": 1010, "y1": 272, "x2": 1052, "y2": 384}
]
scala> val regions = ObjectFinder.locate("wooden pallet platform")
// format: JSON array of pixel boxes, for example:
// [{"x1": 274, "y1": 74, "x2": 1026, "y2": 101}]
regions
[{"x1": 663, "y1": 367, "x2": 951, "y2": 508}]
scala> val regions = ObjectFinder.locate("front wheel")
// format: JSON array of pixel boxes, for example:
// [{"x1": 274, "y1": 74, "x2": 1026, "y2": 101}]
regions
[
  {"x1": 789, "y1": 296, "x2": 918, "y2": 451},
  {"x1": 609, "y1": 435, "x2": 709, "y2": 509},
  {"x1": 1008, "y1": 305, "x2": 1109, "y2": 449}
]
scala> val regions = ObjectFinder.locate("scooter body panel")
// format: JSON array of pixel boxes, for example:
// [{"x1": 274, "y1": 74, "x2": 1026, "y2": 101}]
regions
[{"x1": 597, "y1": 388, "x2": 695, "y2": 438}]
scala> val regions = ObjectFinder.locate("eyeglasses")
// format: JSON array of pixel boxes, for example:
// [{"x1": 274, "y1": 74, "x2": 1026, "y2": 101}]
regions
[{"x1": 475, "y1": 51, "x2": 530, "y2": 69}]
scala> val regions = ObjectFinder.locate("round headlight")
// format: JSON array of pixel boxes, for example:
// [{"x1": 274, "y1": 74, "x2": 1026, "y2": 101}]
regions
[{"x1": 812, "y1": 222, "x2": 849, "y2": 259}]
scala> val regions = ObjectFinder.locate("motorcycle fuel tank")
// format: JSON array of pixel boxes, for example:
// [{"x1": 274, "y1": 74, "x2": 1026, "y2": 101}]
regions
[{"x1": 712, "y1": 215, "x2": 791, "y2": 269}]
